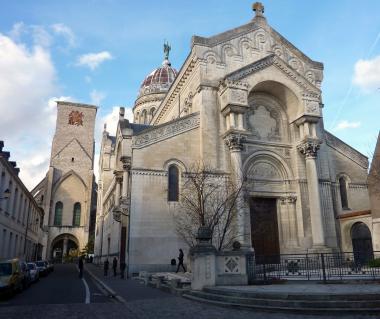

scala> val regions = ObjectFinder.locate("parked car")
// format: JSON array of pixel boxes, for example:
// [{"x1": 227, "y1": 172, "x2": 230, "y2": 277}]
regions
[
  {"x1": 35, "y1": 260, "x2": 48, "y2": 276},
  {"x1": 45, "y1": 260, "x2": 54, "y2": 272},
  {"x1": 27, "y1": 263, "x2": 39, "y2": 283},
  {"x1": 0, "y1": 259, "x2": 24, "y2": 297},
  {"x1": 19, "y1": 261, "x2": 31, "y2": 288}
]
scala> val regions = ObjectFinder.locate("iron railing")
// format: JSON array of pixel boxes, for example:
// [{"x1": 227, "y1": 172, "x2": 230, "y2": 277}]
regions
[{"x1": 249, "y1": 251, "x2": 380, "y2": 283}]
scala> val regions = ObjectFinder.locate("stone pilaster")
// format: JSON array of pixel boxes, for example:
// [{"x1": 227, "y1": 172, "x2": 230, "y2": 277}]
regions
[{"x1": 297, "y1": 138, "x2": 326, "y2": 249}]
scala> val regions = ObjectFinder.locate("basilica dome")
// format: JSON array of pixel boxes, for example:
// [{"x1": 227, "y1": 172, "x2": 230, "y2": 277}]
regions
[{"x1": 138, "y1": 58, "x2": 178, "y2": 98}]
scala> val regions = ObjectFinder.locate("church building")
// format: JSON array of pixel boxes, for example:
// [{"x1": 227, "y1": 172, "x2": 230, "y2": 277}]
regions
[{"x1": 94, "y1": 3, "x2": 373, "y2": 274}]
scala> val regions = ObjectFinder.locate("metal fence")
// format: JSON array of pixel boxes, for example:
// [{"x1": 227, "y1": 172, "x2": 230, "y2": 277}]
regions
[{"x1": 249, "y1": 251, "x2": 380, "y2": 283}]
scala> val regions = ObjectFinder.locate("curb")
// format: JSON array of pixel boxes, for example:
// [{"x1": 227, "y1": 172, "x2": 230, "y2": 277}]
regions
[{"x1": 85, "y1": 266, "x2": 127, "y2": 304}]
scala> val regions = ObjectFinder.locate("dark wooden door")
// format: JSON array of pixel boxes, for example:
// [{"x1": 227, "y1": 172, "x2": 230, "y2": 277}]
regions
[{"x1": 250, "y1": 197, "x2": 280, "y2": 263}]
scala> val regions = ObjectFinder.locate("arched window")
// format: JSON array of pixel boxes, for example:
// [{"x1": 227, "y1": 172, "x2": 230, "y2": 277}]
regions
[
  {"x1": 72, "y1": 202, "x2": 81, "y2": 227},
  {"x1": 135, "y1": 112, "x2": 140, "y2": 123},
  {"x1": 168, "y1": 165, "x2": 179, "y2": 202},
  {"x1": 54, "y1": 202, "x2": 63, "y2": 226},
  {"x1": 142, "y1": 110, "x2": 147, "y2": 124},
  {"x1": 339, "y1": 177, "x2": 349, "y2": 210}
]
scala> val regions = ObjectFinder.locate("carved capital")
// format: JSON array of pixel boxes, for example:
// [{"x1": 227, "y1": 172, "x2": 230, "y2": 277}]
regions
[
  {"x1": 114, "y1": 170, "x2": 123, "y2": 183},
  {"x1": 224, "y1": 134, "x2": 246, "y2": 151},
  {"x1": 297, "y1": 139, "x2": 322, "y2": 159},
  {"x1": 120, "y1": 156, "x2": 132, "y2": 171},
  {"x1": 287, "y1": 195, "x2": 297, "y2": 204},
  {"x1": 280, "y1": 195, "x2": 297, "y2": 204}
]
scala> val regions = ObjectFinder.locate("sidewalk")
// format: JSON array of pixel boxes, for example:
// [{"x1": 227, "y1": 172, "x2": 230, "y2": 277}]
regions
[{"x1": 84, "y1": 263, "x2": 175, "y2": 303}]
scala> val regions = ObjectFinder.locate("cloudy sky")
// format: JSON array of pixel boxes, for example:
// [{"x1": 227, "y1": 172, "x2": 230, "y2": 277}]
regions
[{"x1": 0, "y1": 0, "x2": 379, "y2": 189}]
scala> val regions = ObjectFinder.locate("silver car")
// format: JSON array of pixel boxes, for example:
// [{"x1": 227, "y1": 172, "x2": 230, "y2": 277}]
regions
[{"x1": 27, "y1": 263, "x2": 39, "y2": 282}]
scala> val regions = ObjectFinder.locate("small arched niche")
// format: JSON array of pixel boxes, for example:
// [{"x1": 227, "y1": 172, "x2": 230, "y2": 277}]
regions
[{"x1": 249, "y1": 80, "x2": 301, "y2": 122}]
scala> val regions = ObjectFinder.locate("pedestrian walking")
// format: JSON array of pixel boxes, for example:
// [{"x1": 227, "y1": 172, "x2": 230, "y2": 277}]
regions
[
  {"x1": 104, "y1": 259, "x2": 109, "y2": 276},
  {"x1": 78, "y1": 257, "x2": 84, "y2": 278},
  {"x1": 120, "y1": 262, "x2": 126, "y2": 279},
  {"x1": 176, "y1": 249, "x2": 186, "y2": 273},
  {"x1": 112, "y1": 257, "x2": 118, "y2": 277}
]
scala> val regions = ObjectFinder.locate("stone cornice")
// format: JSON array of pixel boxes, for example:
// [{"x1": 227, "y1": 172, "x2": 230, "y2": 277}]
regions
[
  {"x1": 134, "y1": 93, "x2": 166, "y2": 109},
  {"x1": 225, "y1": 54, "x2": 320, "y2": 95},
  {"x1": 133, "y1": 112, "x2": 200, "y2": 149},
  {"x1": 152, "y1": 52, "x2": 198, "y2": 125}
]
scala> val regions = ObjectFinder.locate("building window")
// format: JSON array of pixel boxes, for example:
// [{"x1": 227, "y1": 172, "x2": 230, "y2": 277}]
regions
[
  {"x1": 72, "y1": 202, "x2": 81, "y2": 227},
  {"x1": 168, "y1": 165, "x2": 179, "y2": 202},
  {"x1": 142, "y1": 110, "x2": 147, "y2": 124},
  {"x1": 54, "y1": 201, "x2": 63, "y2": 226},
  {"x1": 339, "y1": 177, "x2": 349, "y2": 210}
]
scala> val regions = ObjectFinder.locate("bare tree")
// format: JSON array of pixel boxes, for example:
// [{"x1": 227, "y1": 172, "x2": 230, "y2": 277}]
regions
[{"x1": 174, "y1": 162, "x2": 244, "y2": 251}]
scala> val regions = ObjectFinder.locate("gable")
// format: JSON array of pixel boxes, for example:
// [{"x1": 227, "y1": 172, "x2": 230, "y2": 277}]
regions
[{"x1": 51, "y1": 138, "x2": 92, "y2": 169}]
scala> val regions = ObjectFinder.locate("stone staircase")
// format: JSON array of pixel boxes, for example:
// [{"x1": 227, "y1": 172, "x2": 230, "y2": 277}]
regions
[{"x1": 183, "y1": 286, "x2": 380, "y2": 314}]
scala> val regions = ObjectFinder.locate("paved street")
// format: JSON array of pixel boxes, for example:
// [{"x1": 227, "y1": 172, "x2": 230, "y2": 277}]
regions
[{"x1": 0, "y1": 263, "x2": 379, "y2": 319}]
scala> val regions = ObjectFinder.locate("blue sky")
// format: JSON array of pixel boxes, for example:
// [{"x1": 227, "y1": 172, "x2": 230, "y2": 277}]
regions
[{"x1": 0, "y1": 0, "x2": 379, "y2": 188}]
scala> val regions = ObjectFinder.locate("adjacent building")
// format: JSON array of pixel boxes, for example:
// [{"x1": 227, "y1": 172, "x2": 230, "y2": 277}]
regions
[
  {"x1": 369, "y1": 133, "x2": 380, "y2": 251},
  {"x1": 32, "y1": 101, "x2": 97, "y2": 261},
  {"x1": 0, "y1": 141, "x2": 44, "y2": 261}
]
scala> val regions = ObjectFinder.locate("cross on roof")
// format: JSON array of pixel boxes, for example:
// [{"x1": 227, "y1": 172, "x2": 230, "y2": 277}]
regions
[{"x1": 253, "y1": 2, "x2": 265, "y2": 17}]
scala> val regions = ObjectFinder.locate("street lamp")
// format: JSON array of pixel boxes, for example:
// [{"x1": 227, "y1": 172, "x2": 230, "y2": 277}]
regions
[{"x1": 0, "y1": 188, "x2": 10, "y2": 200}]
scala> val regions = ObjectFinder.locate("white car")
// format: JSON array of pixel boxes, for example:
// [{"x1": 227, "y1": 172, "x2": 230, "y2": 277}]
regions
[{"x1": 27, "y1": 263, "x2": 40, "y2": 282}]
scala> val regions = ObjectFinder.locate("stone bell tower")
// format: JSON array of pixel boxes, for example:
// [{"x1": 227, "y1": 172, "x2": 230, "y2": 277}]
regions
[{"x1": 37, "y1": 101, "x2": 97, "y2": 260}]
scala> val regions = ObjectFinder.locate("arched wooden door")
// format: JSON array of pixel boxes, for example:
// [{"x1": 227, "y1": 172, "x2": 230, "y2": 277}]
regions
[{"x1": 351, "y1": 222, "x2": 373, "y2": 264}]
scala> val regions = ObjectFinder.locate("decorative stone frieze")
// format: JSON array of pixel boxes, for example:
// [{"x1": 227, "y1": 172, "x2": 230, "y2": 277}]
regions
[
  {"x1": 133, "y1": 112, "x2": 200, "y2": 148},
  {"x1": 224, "y1": 134, "x2": 246, "y2": 151},
  {"x1": 297, "y1": 138, "x2": 322, "y2": 159},
  {"x1": 226, "y1": 54, "x2": 320, "y2": 94}
]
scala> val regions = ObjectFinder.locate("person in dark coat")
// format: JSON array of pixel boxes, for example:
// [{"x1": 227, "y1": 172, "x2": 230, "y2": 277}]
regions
[
  {"x1": 78, "y1": 257, "x2": 84, "y2": 278},
  {"x1": 120, "y1": 262, "x2": 126, "y2": 279},
  {"x1": 112, "y1": 257, "x2": 118, "y2": 276},
  {"x1": 176, "y1": 249, "x2": 186, "y2": 273},
  {"x1": 104, "y1": 259, "x2": 109, "y2": 276}
]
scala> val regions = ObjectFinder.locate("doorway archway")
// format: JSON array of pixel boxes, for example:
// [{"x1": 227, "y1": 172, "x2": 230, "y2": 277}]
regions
[{"x1": 351, "y1": 222, "x2": 373, "y2": 264}]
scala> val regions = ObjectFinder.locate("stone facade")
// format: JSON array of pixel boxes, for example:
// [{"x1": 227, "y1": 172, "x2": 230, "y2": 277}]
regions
[
  {"x1": 32, "y1": 101, "x2": 97, "y2": 261},
  {"x1": 0, "y1": 141, "x2": 44, "y2": 261},
  {"x1": 95, "y1": 4, "x2": 373, "y2": 275},
  {"x1": 369, "y1": 133, "x2": 380, "y2": 251}
]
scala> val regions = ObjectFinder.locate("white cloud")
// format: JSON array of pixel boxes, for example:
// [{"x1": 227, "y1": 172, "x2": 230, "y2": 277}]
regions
[
  {"x1": 76, "y1": 51, "x2": 113, "y2": 70},
  {"x1": 333, "y1": 120, "x2": 361, "y2": 131},
  {"x1": 0, "y1": 31, "x2": 65, "y2": 189},
  {"x1": 90, "y1": 89, "x2": 106, "y2": 106},
  {"x1": 51, "y1": 23, "x2": 76, "y2": 47},
  {"x1": 8, "y1": 22, "x2": 75, "y2": 50},
  {"x1": 353, "y1": 55, "x2": 380, "y2": 92}
]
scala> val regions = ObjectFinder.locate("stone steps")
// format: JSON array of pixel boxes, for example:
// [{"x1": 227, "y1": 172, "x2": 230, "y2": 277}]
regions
[{"x1": 182, "y1": 288, "x2": 380, "y2": 314}]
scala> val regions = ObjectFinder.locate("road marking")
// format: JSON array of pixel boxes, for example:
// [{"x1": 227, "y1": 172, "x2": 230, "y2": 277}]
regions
[
  {"x1": 77, "y1": 265, "x2": 90, "y2": 304},
  {"x1": 82, "y1": 277, "x2": 90, "y2": 304}
]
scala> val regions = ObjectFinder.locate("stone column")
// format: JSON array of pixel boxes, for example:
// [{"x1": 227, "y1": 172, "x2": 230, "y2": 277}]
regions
[
  {"x1": 120, "y1": 156, "x2": 131, "y2": 199},
  {"x1": 286, "y1": 195, "x2": 299, "y2": 247},
  {"x1": 63, "y1": 237, "x2": 68, "y2": 256},
  {"x1": 114, "y1": 173, "x2": 122, "y2": 207},
  {"x1": 224, "y1": 133, "x2": 249, "y2": 247},
  {"x1": 297, "y1": 138, "x2": 326, "y2": 248}
]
